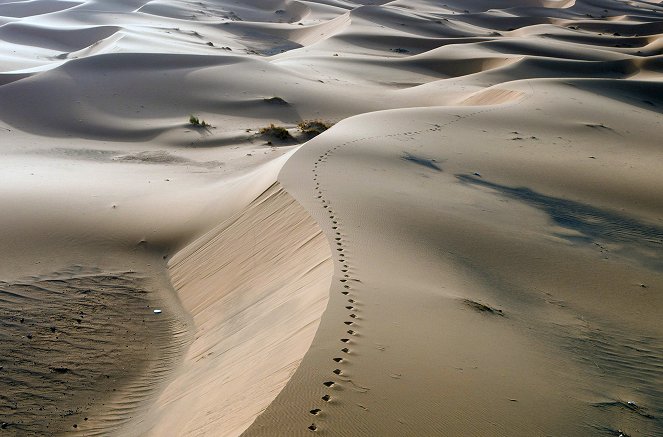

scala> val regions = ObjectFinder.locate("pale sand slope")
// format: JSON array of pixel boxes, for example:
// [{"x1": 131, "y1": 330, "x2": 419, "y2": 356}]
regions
[
  {"x1": 0, "y1": 149, "x2": 303, "y2": 436},
  {"x1": 1, "y1": 0, "x2": 662, "y2": 435},
  {"x1": 140, "y1": 183, "x2": 332, "y2": 437},
  {"x1": 247, "y1": 83, "x2": 663, "y2": 436},
  {"x1": 92, "y1": 184, "x2": 332, "y2": 436},
  {"x1": 243, "y1": 2, "x2": 663, "y2": 436},
  {"x1": 0, "y1": 1, "x2": 346, "y2": 434}
]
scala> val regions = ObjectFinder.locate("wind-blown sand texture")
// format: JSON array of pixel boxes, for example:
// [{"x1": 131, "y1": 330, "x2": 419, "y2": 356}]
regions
[{"x1": 1, "y1": 0, "x2": 662, "y2": 436}]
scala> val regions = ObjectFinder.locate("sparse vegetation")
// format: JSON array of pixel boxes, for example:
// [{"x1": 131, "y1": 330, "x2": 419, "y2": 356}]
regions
[
  {"x1": 263, "y1": 96, "x2": 288, "y2": 105},
  {"x1": 298, "y1": 119, "x2": 333, "y2": 137},
  {"x1": 189, "y1": 115, "x2": 210, "y2": 128},
  {"x1": 259, "y1": 123, "x2": 293, "y2": 141}
]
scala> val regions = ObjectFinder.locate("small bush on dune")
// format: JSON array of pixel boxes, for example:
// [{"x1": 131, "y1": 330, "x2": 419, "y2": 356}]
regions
[
  {"x1": 259, "y1": 123, "x2": 293, "y2": 141},
  {"x1": 298, "y1": 119, "x2": 333, "y2": 137},
  {"x1": 263, "y1": 96, "x2": 288, "y2": 105},
  {"x1": 189, "y1": 115, "x2": 210, "y2": 128}
]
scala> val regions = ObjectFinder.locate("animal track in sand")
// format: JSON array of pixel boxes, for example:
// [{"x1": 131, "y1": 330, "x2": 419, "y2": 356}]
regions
[
  {"x1": 309, "y1": 140, "x2": 371, "y2": 431},
  {"x1": 305, "y1": 88, "x2": 537, "y2": 430},
  {"x1": 304, "y1": 94, "x2": 537, "y2": 431}
]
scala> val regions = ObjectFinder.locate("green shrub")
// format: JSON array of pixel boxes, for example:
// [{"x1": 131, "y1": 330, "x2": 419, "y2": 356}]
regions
[
  {"x1": 264, "y1": 96, "x2": 288, "y2": 105},
  {"x1": 259, "y1": 123, "x2": 292, "y2": 141},
  {"x1": 189, "y1": 115, "x2": 210, "y2": 128},
  {"x1": 298, "y1": 119, "x2": 333, "y2": 137}
]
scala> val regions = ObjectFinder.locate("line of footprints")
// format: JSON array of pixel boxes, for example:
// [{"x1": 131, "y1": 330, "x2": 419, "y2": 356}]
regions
[
  {"x1": 305, "y1": 104, "x2": 517, "y2": 431},
  {"x1": 308, "y1": 143, "x2": 360, "y2": 433}
]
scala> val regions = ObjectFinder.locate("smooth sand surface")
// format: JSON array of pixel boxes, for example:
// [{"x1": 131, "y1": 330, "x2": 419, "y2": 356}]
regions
[{"x1": 1, "y1": 0, "x2": 662, "y2": 436}]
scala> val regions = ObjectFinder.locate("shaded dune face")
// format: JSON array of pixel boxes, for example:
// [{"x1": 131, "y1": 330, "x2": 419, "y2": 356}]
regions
[
  {"x1": 0, "y1": 23, "x2": 120, "y2": 52},
  {"x1": 0, "y1": 1, "x2": 81, "y2": 19}
]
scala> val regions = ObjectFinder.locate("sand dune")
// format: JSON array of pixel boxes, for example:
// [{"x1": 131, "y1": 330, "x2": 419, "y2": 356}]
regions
[
  {"x1": 248, "y1": 85, "x2": 663, "y2": 435},
  {"x1": 140, "y1": 183, "x2": 332, "y2": 437},
  {"x1": 1, "y1": 0, "x2": 662, "y2": 435}
]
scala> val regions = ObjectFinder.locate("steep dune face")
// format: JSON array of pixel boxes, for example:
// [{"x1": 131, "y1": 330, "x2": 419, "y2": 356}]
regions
[{"x1": 135, "y1": 183, "x2": 333, "y2": 437}]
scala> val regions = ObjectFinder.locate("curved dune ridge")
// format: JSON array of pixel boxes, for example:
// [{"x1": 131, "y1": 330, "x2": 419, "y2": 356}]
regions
[{"x1": 0, "y1": 0, "x2": 662, "y2": 436}]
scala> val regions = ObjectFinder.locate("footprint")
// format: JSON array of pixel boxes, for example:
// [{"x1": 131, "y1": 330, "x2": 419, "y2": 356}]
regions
[
  {"x1": 346, "y1": 306, "x2": 354, "y2": 310},
  {"x1": 341, "y1": 338, "x2": 350, "y2": 343},
  {"x1": 341, "y1": 347, "x2": 349, "y2": 353},
  {"x1": 310, "y1": 409, "x2": 321, "y2": 415},
  {"x1": 323, "y1": 381, "x2": 335, "y2": 387},
  {"x1": 347, "y1": 330, "x2": 355, "y2": 335},
  {"x1": 333, "y1": 357, "x2": 343, "y2": 362},
  {"x1": 333, "y1": 369, "x2": 342, "y2": 375},
  {"x1": 322, "y1": 394, "x2": 331, "y2": 402},
  {"x1": 308, "y1": 423, "x2": 317, "y2": 431},
  {"x1": 344, "y1": 320, "x2": 353, "y2": 324}
]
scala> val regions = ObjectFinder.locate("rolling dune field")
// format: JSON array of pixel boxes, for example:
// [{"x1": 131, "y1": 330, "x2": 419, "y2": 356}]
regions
[{"x1": 0, "y1": 0, "x2": 661, "y2": 436}]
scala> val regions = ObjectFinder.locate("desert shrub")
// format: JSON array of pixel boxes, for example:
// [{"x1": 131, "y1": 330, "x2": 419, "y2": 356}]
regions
[
  {"x1": 298, "y1": 119, "x2": 333, "y2": 137},
  {"x1": 264, "y1": 96, "x2": 288, "y2": 105},
  {"x1": 189, "y1": 115, "x2": 210, "y2": 128},
  {"x1": 259, "y1": 123, "x2": 292, "y2": 141}
]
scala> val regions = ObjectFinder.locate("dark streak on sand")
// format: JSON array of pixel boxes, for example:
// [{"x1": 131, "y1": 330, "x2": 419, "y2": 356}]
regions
[
  {"x1": 462, "y1": 299, "x2": 504, "y2": 316},
  {"x1": 403, "y1": 152, "x2": 442, "y2": 171},
  {"x1": 457, "y1": 174, "x2": 663, "y2": 271}
]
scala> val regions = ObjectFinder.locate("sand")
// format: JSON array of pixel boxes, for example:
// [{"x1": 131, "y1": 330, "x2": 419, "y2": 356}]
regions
[{"x1": 0, "y1": 0, "x2": 662, "y2": 436}]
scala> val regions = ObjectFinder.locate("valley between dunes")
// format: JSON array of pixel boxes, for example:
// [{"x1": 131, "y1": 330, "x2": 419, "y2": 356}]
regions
[{"x1": 0, "y1": 0, "x2": 662, "y2": 436}]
